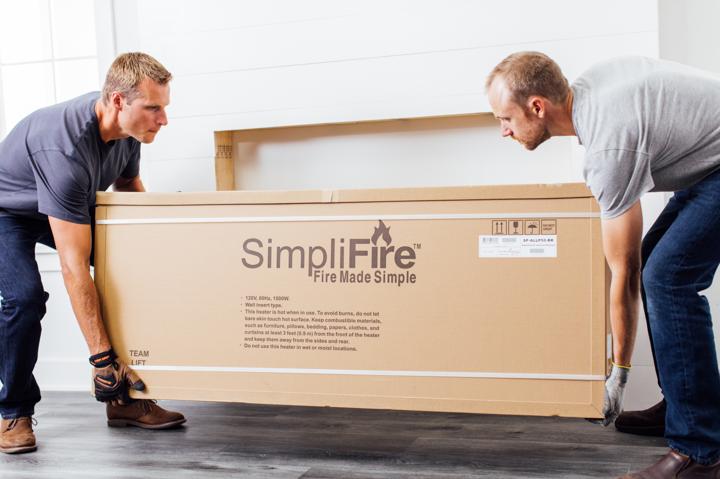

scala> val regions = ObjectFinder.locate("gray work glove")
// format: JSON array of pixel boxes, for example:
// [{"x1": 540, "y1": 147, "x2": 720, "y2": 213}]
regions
[
  {"x1": 89, "y1": 348, "x2": 146, "y2": 405},
  {"x1": 600, "y1": 363, "x2": 630, "y2": 426}
]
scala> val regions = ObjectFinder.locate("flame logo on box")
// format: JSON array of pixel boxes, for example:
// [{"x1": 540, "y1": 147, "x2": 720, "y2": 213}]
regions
[{"x1": 371, "y1": 220, "x2": 392, "y2": 245}]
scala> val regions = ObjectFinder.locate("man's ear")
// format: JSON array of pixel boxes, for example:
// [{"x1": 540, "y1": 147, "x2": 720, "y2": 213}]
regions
[
  {"x1": 111, "y1": 92, "x2": 125, "y2": 111},
  {"x1": 528, "y1": 96, "x2": 545, "y2": 118}
]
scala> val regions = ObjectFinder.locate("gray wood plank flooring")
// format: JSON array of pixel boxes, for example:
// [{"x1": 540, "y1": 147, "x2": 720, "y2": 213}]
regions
[{"x1": 0, "y1": 391, "x2": 667, "y2": 479}]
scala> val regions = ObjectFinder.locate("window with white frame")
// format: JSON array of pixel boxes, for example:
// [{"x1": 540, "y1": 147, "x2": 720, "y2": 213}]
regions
[{"x1": 0, "y1": 0, "x2": 100, "y2": 139}]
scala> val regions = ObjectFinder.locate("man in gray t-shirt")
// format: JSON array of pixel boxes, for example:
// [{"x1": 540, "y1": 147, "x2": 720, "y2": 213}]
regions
[
  {"x1": 486, "y1": 52, "x2": 720, "y2": 476},
  {"x1": 0, "y1": 52, "x2": 185, "y2": 455},
  {"x1": 0, "y1": 92, "x2": 141, "y2": 223}
]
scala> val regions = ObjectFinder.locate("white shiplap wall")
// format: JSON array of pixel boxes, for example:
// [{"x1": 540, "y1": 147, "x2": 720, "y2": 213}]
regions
[
  {"x1": 119, "y1": 0, "x2": 659, "y2": 192},
  {"x1": 38, "y1": 0, "x2": 667, "y2": 410}
]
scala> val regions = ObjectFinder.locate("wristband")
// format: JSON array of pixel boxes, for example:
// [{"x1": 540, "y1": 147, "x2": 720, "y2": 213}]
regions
[
  {"x1": 611, "y1": 360, "x2": 631, "y2": 370},
  {"x1": 89, "y1": 348, "x2": 117, "y2": 368}
]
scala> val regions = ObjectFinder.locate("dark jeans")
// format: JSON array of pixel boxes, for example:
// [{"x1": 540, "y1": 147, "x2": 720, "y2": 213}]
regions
[
  {"x1": 641, "y1": 168, "x2": 720, "y2": 465},
  {"x1": 0, "y1": 216, "x2": 56, "y2": 419}
]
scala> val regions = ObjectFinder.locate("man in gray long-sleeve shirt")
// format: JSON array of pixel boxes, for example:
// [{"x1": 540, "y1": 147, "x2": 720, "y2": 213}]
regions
[
  {"x1": 0, "y1": 52, "x2": 185, "y2": 455},
  {"x1": 486, "y1": 52, "x2": 720, "y2": 477}
]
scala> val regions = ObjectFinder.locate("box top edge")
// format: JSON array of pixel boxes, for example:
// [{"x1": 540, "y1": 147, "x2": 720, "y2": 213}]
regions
[{"x1": 95, "y1": 183, "x2": 592, "y2": 206}]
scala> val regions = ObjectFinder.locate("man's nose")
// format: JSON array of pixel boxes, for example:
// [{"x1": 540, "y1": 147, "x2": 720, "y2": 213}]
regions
[{"x1": 501, "y1": 126, "x2": 512, "y2": 138}]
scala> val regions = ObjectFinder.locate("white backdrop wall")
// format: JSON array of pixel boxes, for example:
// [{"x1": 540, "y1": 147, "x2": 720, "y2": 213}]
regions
[
  {"x1": 129, "y1": 0, "x2": 659, "y2": 192},
  {"x1": 18, "y1": 0, "x2": 687, "y2": 410}
]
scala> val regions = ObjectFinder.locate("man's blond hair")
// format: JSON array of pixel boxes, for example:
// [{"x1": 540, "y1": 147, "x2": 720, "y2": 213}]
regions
[
  {"x1": 102, "y1": 52, "x2": 172, "y2": 105},
  {"x1": 486, "y1": 51, "x2": 569, "y2": 106}
]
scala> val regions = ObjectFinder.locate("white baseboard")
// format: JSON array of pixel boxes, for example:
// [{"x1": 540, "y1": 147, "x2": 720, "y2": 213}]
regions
[
  {"x1": 33, "y1": 358, "x2": 91, "y2": 392},
  {"x1": 31, "y1": 358, "x2": 667, "y2": 411}
]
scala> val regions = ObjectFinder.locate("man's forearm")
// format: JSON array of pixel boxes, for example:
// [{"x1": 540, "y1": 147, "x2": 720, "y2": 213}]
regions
[
  {"x1": 609, "y1": 269, "x2": 641, "y2": 366},
  {"x1": 61, "y1": 266, "x2": 111, "y2": 355}
]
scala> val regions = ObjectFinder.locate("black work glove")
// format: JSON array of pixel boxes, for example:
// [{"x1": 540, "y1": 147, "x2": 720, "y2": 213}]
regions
[{"x1": 89, "y1": 348, "x2": 146, "y2": 404}]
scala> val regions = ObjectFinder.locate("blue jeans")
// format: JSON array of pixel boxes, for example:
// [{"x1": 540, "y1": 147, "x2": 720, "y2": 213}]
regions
[
  {"x1": 0, "y1": 216, "x2": 56, "y2": 419},
  {"x1": 641, "y1": 168, "x2": 720, "y2": 465}
]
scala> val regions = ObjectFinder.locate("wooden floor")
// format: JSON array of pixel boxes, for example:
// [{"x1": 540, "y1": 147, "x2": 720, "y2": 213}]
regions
[{"x1": 0, "y1": 391, "x2": 667, "y2": 478}]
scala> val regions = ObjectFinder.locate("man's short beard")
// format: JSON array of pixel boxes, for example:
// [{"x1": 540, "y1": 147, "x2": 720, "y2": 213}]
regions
[
  {"x1": 523, "y1": 128, "x2": 551, "y2": 151},
  {"x1": 520, "y1": 115, "x2": 551, "y2": 151}
]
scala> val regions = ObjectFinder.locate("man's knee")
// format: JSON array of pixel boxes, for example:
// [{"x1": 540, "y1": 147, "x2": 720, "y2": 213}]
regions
[
  {"x1": 642, "y1": 254, "x2": 678, "y2": 293},
  {"x1": 0, "y1": 286, "x2": 48, "y2": 316}
]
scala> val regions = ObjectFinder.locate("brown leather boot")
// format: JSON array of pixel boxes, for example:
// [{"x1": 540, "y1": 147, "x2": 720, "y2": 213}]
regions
[
  {"x1": 615, "y1": 399, "x2": 666, "y2": 437},
  {"x1": 106, "y1": 400, "x2": 186, "y2": 429},
  {"x1": 0, "y1": 417, "x2": 37, "y2": 454},
  {"x1": 618, "y1": 449, "x2": 720, "y2": 478},
  {"x1": 681, "y1": 459, "x2": 720, "y2": 478}
]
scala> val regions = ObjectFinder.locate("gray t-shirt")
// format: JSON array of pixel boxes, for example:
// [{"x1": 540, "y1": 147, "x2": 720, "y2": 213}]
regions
[
  {"x1": 0, "y1": 92, "x2": 140, "y2": 224},
  {"x1": 572, "y1": 56, "x2": 720, "y2": 218}
]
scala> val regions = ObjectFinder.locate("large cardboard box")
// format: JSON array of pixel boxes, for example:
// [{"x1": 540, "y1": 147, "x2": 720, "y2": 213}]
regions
[{"x1": 94, "y1": 183, "x2": 607, "y2": 418}]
